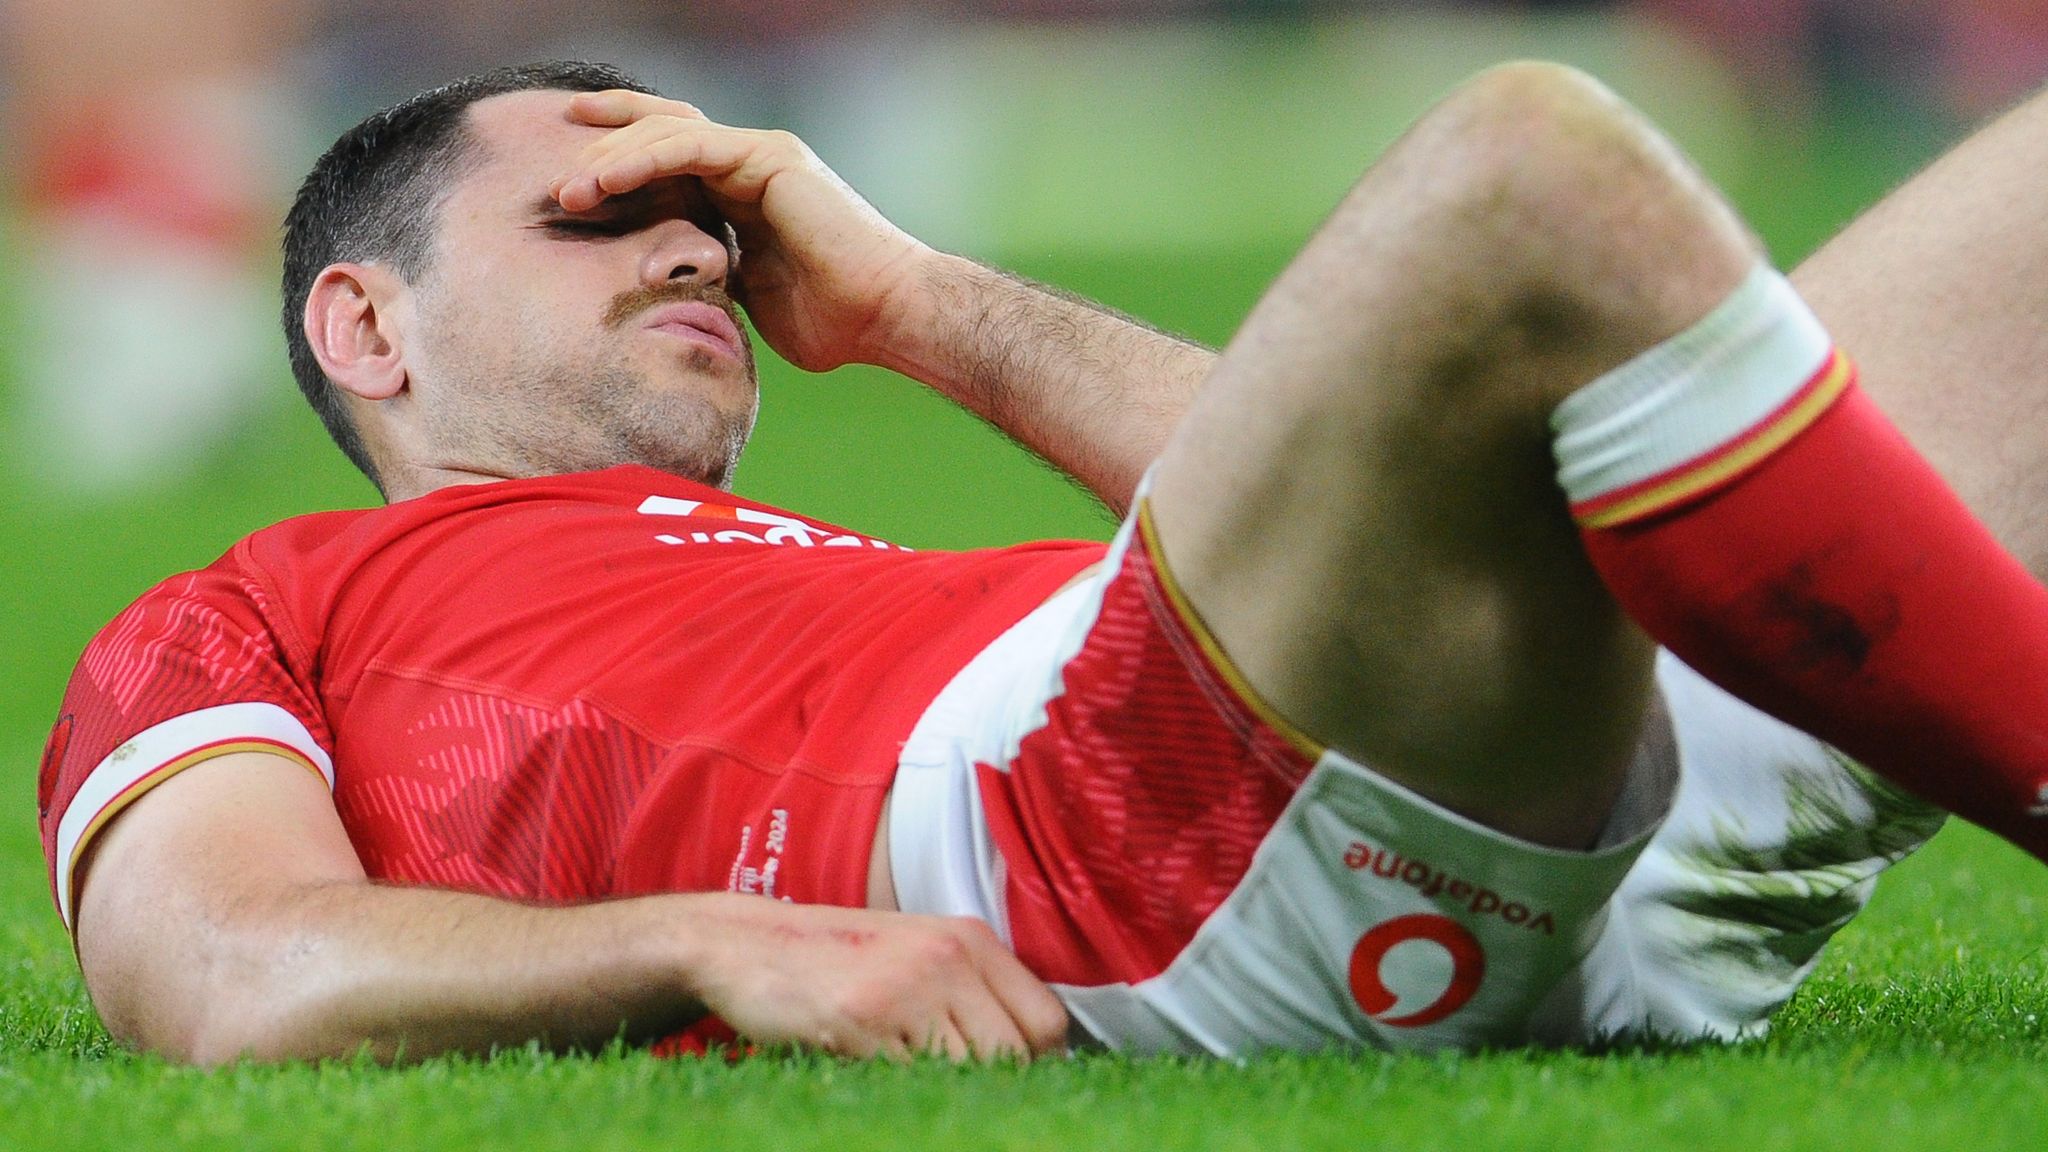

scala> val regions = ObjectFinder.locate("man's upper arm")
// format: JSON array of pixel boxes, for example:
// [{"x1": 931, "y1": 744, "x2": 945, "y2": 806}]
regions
[
  {"x1": 37, "y1": 554, "x2": 342, "y2": 1055},
  {"x1": 74, "y1": 750, "x2": 368, "y2": 1056},
  {"x1": 39, "y1": 558, "x2": 330, "y2": 933}
]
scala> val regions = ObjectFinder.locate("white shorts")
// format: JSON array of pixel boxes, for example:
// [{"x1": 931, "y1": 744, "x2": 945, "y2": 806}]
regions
[{"x1": 889, "y1": 503, "x2": 1944, "y2": 1056}]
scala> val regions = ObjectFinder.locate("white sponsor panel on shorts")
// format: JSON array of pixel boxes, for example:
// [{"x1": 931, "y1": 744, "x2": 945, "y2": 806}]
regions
[{"x1": 1053, "y1": 751, "x2": 1658, "y2": 1055}]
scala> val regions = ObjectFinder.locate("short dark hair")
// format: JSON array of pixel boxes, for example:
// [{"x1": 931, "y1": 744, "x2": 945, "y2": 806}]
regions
[{"x1": 281, "y1": 61, "x2": 657, "y2": 488}]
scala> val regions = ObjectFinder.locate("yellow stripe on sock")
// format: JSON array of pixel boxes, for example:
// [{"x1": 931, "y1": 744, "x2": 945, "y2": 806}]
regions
[{"x1": 1572, "y1": 350, "x2": 1854, "y2": 530}]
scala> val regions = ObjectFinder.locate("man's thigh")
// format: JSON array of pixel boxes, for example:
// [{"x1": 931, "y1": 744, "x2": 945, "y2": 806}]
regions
[
  {"x1": 889, "y1": 530, "x2": 1937, "y2": 1054},
  {"x1": 1142, "y1": 64, "x2": 1754, "y2": 846}
]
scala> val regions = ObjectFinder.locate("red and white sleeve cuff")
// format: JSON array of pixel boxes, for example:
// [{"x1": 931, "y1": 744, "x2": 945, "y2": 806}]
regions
[{"x1": 53, "y1": 701, "x2": 333, "y2": 930}]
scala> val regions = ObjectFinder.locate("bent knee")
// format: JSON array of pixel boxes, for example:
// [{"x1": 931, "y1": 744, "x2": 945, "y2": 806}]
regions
[
  {"x1": 1392, "y1": 61, "x2": 1749, "y2": 274},
  {"x1": 1351, "y1": 61, "x2": 1756, "y2": 384},
  {"x1": 1413, "y1": 61, "x2": 1650, "y2": 196}
]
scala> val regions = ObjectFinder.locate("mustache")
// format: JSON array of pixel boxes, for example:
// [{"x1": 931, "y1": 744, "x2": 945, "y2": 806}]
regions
[{"x1": 602, "y1": 282, "x2": 743, "y2": 330}]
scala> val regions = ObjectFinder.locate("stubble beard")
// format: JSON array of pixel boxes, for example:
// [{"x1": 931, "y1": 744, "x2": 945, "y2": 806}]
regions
[
  {"x1": 473, "y1": 355, "x2": 758, "y2": 489},
  {"x1": 581, "y1": 355, "x2": 757, "y2": 489},
  {"x1": 423, "y1": 292, "x2": 760, "y2": 489}
]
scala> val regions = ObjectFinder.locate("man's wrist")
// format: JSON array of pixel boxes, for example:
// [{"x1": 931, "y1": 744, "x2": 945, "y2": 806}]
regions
[
  {"x1": 635, "y1": 890, "x2": 725, "y2": 1011},
  {"x1": 643, "y1": 889, "x2": 792, "y2": 1016},
  {"x1": 854, "y1": 249, "x2": 999, "y2": 402}
]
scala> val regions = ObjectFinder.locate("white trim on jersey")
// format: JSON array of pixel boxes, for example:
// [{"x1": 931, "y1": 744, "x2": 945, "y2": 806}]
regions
[
  {"x1": 889, "y1": 503, "x2": 1139, "y2": 945},
  {"x1": 55, "y1": 701, "x2": 334, "y2": 930}
]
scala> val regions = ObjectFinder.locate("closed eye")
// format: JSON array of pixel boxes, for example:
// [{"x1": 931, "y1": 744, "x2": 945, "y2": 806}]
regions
[{"x1": 542, "y1": 218, "x2": 633, "y2": 238}]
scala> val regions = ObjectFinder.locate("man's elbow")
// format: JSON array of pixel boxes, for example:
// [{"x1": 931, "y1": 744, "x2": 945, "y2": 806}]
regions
[
  {"x1": 117, "y1": 990, "x2": 390, "y2": 1068},
  {"x1": 88, "y1": 926, "x2": 371, "y2": 1067},
  {"x1": 182, "y1": 996, "x2": 328, "y2": 1068},
  {"x1": 96, "y1": 972, "x2": 297, "y2": 1068},
  {"x1": 177, "y1": 1008, "x2": 281, "y2": 1068}
]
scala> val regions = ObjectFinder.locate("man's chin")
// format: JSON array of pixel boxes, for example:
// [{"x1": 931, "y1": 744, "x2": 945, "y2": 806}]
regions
[{"x1": 610, "y1": 397, "x2": 754, "y2": 490}]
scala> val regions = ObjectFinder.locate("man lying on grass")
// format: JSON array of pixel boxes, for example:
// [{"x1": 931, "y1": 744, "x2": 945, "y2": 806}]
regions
[{"x1": 38, "y1": 58, "x2": 2048, "y2": 1064}]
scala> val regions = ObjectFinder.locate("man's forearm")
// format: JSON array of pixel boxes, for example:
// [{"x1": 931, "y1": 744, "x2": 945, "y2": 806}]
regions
[
  {"x1": 81, "y1": 752, "x2": 1067, "y2": 1065},
  {"x1": 103, "y1": 876, "x2": 1065, "y2": 1066},
  {"x1": 866, "y1": 253, "x2": 1215, "y2": 514},
  {"x1": 99, "y1": 878, "x2": 739, "y2": 1064}
]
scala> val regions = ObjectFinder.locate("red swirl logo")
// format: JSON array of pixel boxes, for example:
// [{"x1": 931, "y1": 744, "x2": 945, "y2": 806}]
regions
[{"x1": 1347, "y1": 913, "x2": 1486, "y2": 1028}]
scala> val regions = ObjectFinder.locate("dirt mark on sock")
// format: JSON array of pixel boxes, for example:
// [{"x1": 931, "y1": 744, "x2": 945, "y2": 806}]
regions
[{"x1": 1752, "y1": 558, "x2": 1901, "y2": 681}]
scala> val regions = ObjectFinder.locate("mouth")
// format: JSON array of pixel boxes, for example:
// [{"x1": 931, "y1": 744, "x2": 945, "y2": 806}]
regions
[{"x1": 640, "y1": 301, "x2": 743, "y2": 362}]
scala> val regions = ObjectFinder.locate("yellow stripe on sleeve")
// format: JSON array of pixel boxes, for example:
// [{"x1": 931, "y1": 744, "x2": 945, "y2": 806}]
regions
[{"x1": 63, "y1": 740, "x2": 326, "y2": 920}]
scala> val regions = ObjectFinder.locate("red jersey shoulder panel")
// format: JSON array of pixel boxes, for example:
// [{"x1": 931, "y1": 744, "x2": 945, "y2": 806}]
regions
[{"x1": 41, "y1": 547, "x2": 336, "y2": 927}]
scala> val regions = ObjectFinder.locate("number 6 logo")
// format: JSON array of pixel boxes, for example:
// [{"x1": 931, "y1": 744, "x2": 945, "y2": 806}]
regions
[{"x1": 1348, "y1": 913, "x2": 1486, "y2": 1028}]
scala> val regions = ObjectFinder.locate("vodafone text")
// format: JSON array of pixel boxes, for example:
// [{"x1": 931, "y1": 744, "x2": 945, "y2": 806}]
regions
[
  {"x1": 638, "y1": 495, "x2": 910, "y2": 551},
  {"x1": 1343, "y1": 840, "x2": 1556, "y2": 936}
]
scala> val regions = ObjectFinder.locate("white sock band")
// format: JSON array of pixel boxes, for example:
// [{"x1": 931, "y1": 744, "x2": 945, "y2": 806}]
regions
[{"x1": 1551, "y1": 264, "x2": 1837, "y2": 523}]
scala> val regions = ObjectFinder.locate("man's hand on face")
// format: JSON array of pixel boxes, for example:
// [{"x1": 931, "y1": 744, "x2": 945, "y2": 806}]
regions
[
  {"x1": 551, "y1": 90, "x2": 932, "y2": 375},
  {"x1": 690, "y1": 896, "x2": 1070, "y2": 1062}
]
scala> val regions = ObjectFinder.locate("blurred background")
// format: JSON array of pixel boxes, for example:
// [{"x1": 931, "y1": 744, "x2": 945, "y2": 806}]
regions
[{"x1": 1, "y1": 0, "x2": 2045, "y2": 845}]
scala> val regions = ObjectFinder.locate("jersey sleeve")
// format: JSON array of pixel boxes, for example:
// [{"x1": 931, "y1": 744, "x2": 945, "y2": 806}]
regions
[{"x1": 37, "y1": 550, "x2": 333, "y2": 932}]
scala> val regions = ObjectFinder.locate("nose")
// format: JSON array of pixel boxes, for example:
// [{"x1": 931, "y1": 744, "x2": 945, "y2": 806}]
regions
[{"x1": 638, "y1": 219, "x2": 730, "y2": 288}]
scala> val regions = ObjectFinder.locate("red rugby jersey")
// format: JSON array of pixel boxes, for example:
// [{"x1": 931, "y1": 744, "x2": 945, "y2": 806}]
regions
[{"x1": 39, "y1": 465, "x2": 1103, "y2": 929}]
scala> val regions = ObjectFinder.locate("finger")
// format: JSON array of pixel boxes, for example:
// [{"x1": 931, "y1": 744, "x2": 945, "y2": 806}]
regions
[
  {"x1": 919, "y1": 1018, "x2": 976, "y2": 1064},
  {"x1": 566, "y1": 88, "x2": 706, "y2": 127},
  {"x1": 566, "y1": 112, "x2": 714, "y2": 173},
  {"x1": 571, "y1": 118, "x2": 798, "y2": 195},
  {"x1": 551, "y1": 106, "x2": 723, "y2": 205},
  {"x1": 873, "y1": 1032, "x2": 916, "y2": 1064},
  {"x1": 551, "y1": 117, "x2": 702, "y2": 203},
  {"x1": 817, "y1": 1020, "x2": 906, "y2": 1063},
  {"x1": 553, "y1": 114, "x2": 804, "y2": 205},
  {"x1": 713, "y1": 132, "x2": 806, "y2": 204},
  {"x1": 945, "y1": 994, "x2": 1033, "y2": 1064},
  {"x1": 959, "y1": 922, "x2": 1070, "y2": 1055},
  {"x1": 555, "y1": 127, "x2": 765, "y2": 211}
]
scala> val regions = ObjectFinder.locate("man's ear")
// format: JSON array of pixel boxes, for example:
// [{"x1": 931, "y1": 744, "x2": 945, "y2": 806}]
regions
[{"x1": 304, "y1": 263, "x2": 412, "y2": 401}]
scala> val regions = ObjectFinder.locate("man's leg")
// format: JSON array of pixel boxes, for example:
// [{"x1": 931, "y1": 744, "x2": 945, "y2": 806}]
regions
[
  {"x1": 1150, "y1": 61, "x2": 2048, "y2": 858},
  {"x1": 1794, "y1": 87, "x2": 2048, "y2": 578},
  {"x1": 1149, "y1": 61, "x2": 1756, "y2": 849}
]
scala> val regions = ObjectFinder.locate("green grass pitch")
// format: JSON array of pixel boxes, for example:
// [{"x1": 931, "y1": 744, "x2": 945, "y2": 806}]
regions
[{"x1": 2, "y1": 69, "x2": 2045, "y2": 1152}]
